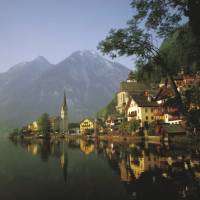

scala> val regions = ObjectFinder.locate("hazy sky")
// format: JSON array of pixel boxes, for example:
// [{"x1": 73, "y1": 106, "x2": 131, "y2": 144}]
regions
[{"x1": 0, "y1": 0, "x2": 138, "y2": 72}]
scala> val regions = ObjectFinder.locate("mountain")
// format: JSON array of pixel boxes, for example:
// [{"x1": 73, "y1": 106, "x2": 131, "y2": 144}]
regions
[{"x1": 0, "y1": 50, "x2": 129, "y2": 132}]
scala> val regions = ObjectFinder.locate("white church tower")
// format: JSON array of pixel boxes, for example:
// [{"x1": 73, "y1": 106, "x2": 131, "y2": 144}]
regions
[{"x1": 60, "y1": 91, "x2": 68, "y2": 133}]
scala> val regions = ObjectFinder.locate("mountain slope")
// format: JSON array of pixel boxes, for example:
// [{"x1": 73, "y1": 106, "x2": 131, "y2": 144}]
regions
[{"x1": 0, "y1": 50, "x2": 129, "y2": 132}]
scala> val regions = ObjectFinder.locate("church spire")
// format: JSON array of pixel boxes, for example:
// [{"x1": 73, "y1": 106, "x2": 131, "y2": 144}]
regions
[
  {"x1": 60, "y1": 91, "x2": 68, "y2": 133},
  {"x1": 63, "y1": 91, "x2": 67, "y2": 109}
]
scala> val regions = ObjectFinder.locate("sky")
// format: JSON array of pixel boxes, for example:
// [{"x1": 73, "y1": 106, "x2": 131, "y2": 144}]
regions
[{"x1": 0, "y1": 0, "x2": 138, "y2": 72}]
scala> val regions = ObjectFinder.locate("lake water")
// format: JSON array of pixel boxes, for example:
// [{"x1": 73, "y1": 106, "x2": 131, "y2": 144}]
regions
[{"x1": 1, "y1": 137, "x2": 200, "y2": 200}]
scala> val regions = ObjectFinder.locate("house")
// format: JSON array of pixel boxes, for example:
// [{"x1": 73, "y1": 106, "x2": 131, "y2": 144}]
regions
[
  {"x1": 80, "y1": 118, "x2": 95, "y2": 134},
  {"x1": 105, "y1": 116, "x2": 123, "y2": 132},
  {"x1": 164, "y1": 108, "x2": 183, "y2": 124},
  {"x1": 116, "y1": 71, "x2": 155, "y2": 113},
  {"x1": 154, "y1": 107, "x2": 183, "y2": 124},
  {"x1": 125, "y1": 93, "x2": 159, "y2": 127},
  {"x1": 173, "y1": 71, "x2": 200, "y2": 92},
  {"x1": 28, "y1": 121, "x2": 39, "y2": 132}
]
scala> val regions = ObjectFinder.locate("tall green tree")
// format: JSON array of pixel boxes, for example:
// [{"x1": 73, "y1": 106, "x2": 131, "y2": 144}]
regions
[
  {"x1": 38, "y1": 113, "x2": 51, "y2": 137},
  {"x1": 98, "y1": 0, "x2": 200, "y2": 114}
]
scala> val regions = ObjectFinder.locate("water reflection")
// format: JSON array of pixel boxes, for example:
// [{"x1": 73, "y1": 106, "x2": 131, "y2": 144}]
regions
[{"x1": 9, "y1": 137, "x2": 200, "y2": 200}]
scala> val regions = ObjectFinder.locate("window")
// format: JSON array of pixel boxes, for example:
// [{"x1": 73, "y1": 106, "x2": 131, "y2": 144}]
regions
[
  {"x1": 151, "y1": 116, "x2": 154, "y2": 120},
  {"x1": 151, "y1": 108, "x2": 153, "y2": 112},
  {"x1": 145, "y1": 108, "x2": 148, "y2": 113},
  {"x1": 146, "y1": 116, "x2": 148, "y2": 120}
]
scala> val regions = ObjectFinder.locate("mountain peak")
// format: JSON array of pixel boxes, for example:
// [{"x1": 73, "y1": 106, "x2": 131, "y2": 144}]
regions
[
  {"x1": 69, "y1": 50, "x2": 101, "y2": 58},
  {"x1": 8, "y1": 56, "x2": 51, "y2": 73},
  {"x1": 33, "y1": 56, "x2": 50, "y2": 64}
]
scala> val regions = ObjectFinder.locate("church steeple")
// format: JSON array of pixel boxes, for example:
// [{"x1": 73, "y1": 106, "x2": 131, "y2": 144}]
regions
[
  {"x1": 62, "y1": 91, "x2": 67, "y2": 109},
  {"x1": 60, "y1": 91, "x2": 68, "y2": 133}
]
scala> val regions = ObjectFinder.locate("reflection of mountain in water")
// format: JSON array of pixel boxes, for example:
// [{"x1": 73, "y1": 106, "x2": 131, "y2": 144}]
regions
[{"x1": 10, "y1": 138, "x2": 200, "y2": 200}]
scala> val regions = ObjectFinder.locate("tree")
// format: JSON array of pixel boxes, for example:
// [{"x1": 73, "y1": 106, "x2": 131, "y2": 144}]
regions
[
  {"x1": 127, "y1": 120, "x2": 140, "y2": 133},
  {"x1": 38, "y1": 113, "x2": 51, "y2": 137},
  {"x1": 97, "y1": 95, "x2": 119, "y2": 118},
  {"x1": 98, "y1": 0, "x2": 200, "y2": 115},
  {"x1": 130, "y1": 0, "x2": 200, "y2": 39},
  {"x1": 184, "y1": 82, "x2": 200, "y2": 110}
]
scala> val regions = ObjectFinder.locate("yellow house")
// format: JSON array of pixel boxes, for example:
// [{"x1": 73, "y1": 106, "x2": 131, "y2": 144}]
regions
[
  {"x1": 80, "y1": 118, "x2": 95, "y2": 134},
  {"x1": 28, "y1": 121, "x2": 39, "y2": 132},
  {"x1": 125, "y1": 94, "x2": 159, "y2": 127}
]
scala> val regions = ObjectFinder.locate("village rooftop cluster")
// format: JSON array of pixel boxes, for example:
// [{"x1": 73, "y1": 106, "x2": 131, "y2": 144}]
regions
[{"x1": 10, "y1": 70, "x2": 200, "y2": 142}]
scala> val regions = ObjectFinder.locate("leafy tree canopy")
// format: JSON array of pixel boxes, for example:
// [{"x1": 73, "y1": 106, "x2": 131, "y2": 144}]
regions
[
  {"x1": 98, "y1": 0, "x2": 200, "y2": 114},
  {"x1": 38, "y1": 113, "x2": 51, "y2": 135}
]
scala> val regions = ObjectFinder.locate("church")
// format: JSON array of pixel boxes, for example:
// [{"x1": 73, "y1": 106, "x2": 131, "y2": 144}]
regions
[{"x1": 60, "y1": 92, "x2": 68, "y2": 133}]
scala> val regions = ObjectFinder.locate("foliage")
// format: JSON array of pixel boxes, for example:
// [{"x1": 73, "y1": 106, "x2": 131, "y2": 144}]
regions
[
  {"x1": 9, "y1": 128, "x2": 21, "y2": 138},
  {"x1": 135, "y1": 25, "x2": 200, "y2": 84},
  {"x1": 119, "y1": 119, "x2": 140, "y2": 134},
  {"x1": 128, "y1": 120, "x2": 140, "y2": 133},
  {"x1": 148, "y1": 121, "x2": 157, "y2": 136},
  {"x1": 38, "y1": 113, "x2": 51, "y2": 137},
  {"x1": 97, "y1": 0, "x2": 200, "y2": 114},
  {"x1": 130, "y1": 0, "x2": 200, "y2": 37},
  {"x1": 187, "y1": 109, "x2": 200, "y2": 130},
  {"x1": 97, "y1": 95, "x2": 120, "y2": 118},
  {"x1": 184, "y1": 82, "x2": 200, "y2": 110},
  {"x1": 68, "y1": 123, "x2": 80, "y2": 129},
  {"x1": 98, "y1": 0, "x2": 200, "y2": 65}
]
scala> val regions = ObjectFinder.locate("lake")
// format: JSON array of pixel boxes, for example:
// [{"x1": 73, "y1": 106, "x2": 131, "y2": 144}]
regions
[{"x1": 1, "y1": 137, "x2": 200, "y2": 200}]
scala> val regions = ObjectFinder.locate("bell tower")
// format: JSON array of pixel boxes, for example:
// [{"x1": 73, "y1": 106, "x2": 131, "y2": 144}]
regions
[{"x1": 60, "y1": 91, "x2": 68, "y2": 133}]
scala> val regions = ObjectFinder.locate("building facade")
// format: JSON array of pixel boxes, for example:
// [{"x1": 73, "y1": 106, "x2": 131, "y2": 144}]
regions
[
  {"x1": 80, "y1": 119, "x2": 95, "y2": 134},
  {"x1": 28, "y1": 121, "x2": 39, "y2": 132},
  {"x1": 116, "y1": 71, "x2": 155, "y2": 113},
  {"x1": 125, "y1": 93, "x2": 159, "y2": 127}
]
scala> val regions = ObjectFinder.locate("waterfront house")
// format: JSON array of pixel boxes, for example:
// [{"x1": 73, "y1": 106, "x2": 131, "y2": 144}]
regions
[
  {"x1": 80, "y1": 118, "x2": 95, "y2": 134},
  {"x1": 125, "y1": 93, "x2": 159, "y2": 127},
  {"x1": 116, "y1": 71, "x2": 154, "y2": 114},
  {"x1": 28, "y1": 121, "x2": 39, "y2": 132},
  {"x1": 105, "y1": 116, "x2": 123, "y2": 132}
]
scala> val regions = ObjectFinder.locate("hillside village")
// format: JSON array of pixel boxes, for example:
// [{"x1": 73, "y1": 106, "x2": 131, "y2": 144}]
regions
[
  {"x1": 79, "y1": 70, "x2": 200, "y2": 140},
  {"x1": 11, "y1": 69, "x2": 200, "y2": 142},
  {"x1": 97, "y1": 70, "x2": 200, "y2": 139}
]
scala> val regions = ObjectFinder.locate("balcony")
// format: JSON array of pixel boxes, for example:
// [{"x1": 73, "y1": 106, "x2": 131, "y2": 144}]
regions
[{"x1": 128, "y1": 111, "x2": 137, "y2": 118}]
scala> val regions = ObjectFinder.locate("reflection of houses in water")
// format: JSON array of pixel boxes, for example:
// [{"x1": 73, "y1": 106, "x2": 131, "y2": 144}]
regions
[
  {"x1": 105, "y1": 143, "x2": 116, "y2": 160},
  {"x1": 129, "y1": 151, "x2": 160, "y2": 179},
  {"x1": 80, "y1": 140, "x2": 95, "y2": 155},
  {"x1": 105, "y1": 143, "x2": 170, "y2": 181},
  {"x1": 27, "y1": 143, "x2": 38, "y2": 155},
  {"x1": 119, "y1": 159, "x2": 133, "y2": 182}
]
